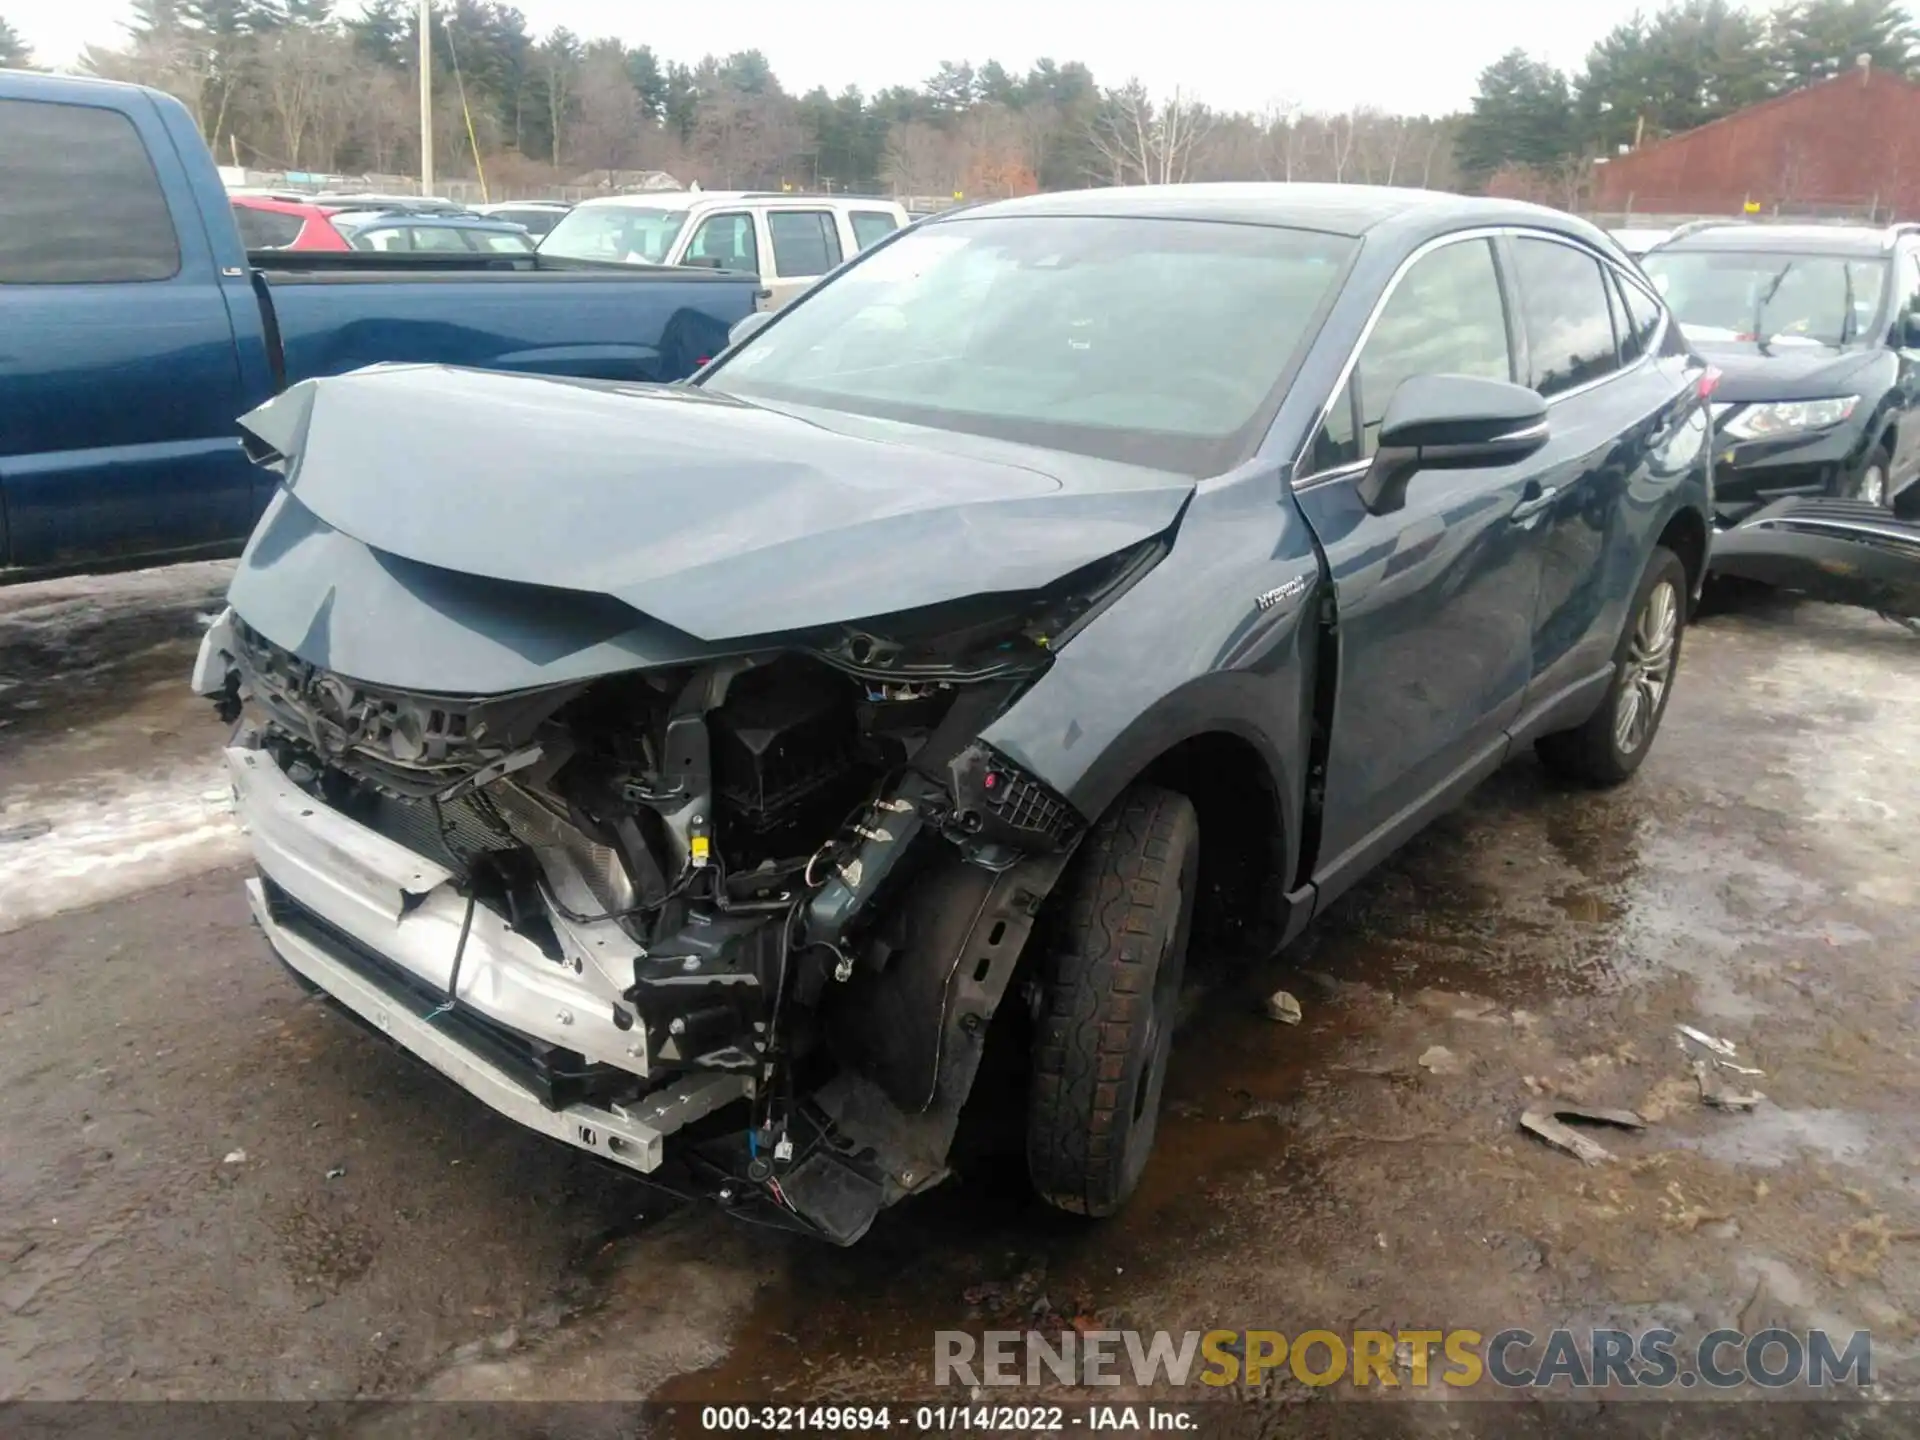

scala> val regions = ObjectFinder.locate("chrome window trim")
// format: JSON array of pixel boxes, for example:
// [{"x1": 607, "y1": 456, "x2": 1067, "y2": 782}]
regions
[{"x1": 1292, "y1": 225, "x2": 1672, "y2": 491}]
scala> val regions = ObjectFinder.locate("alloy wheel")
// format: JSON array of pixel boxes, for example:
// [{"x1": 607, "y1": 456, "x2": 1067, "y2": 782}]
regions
[{"x1": 1614, "y1": 579, "x2": 1679, "y2": 756}]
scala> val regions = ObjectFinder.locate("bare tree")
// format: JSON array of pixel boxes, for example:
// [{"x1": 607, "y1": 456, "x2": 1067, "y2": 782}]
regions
[
  {"x1": 256, "y1": 27, "x2": 352, "y2": 170},
  {"x1": 884, "y1": 120, "x2": 957, "y2": 195},
  {"x1": 1088, "y1": 80, "x2": 1216, "y2": 186},
  {"x1": 343, "y1": 60, "x2": 414, "y2": 174},
  {"x1": 692, "y1": 88, "x2": 799, "y2": 188},
  {"x1": 568, "y1": 53, "x2": 641, "y2": 181}
]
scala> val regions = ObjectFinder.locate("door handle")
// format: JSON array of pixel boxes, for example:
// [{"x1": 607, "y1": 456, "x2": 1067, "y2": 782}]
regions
[{"x1": 1510, "y1": 485, "x2": 1560, "y2": 524}]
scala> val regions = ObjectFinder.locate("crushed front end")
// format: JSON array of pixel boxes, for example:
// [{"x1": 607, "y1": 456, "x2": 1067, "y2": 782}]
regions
[{"x1": 196, "y1": 580, "x2": 1113, "y2": 1243}]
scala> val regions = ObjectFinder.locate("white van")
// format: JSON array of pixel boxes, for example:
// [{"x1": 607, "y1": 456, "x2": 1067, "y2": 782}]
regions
[{"x1": 537, "y1": 192, "x2": 911, "y2": 309}]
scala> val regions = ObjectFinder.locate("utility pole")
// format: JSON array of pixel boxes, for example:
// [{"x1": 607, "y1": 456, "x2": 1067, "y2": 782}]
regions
[{"x1": 418, "y1": 0, "x2": 434, "y2": 195}]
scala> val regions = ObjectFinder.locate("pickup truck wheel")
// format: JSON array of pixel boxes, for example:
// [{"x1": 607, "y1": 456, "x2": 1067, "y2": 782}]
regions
[
  {"x1": 1536, "y1": 546, "x2": 1687, "y2": 787},
  {"x1": 1026, "y1": 784, "x2": 1198, "y2": 1217}
]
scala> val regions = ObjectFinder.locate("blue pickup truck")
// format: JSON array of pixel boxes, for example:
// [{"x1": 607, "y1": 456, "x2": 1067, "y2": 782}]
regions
[{"x1": 0, "y1": 70, "x2": 759, "y2": 576}]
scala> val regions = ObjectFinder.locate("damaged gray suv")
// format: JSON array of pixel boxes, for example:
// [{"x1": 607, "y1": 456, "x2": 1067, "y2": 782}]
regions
[{"x1": 194, "y1": 184, "x2": 1713, "y2": 1243}]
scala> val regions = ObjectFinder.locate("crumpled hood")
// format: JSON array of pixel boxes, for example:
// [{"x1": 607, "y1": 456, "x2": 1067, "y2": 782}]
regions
[
  {"x1": 236, "y1": 365, "x2": 1194, "y2": 648},
  {"x1": 1689, "y1": 338, "x2": 1882, "y2": 403}
]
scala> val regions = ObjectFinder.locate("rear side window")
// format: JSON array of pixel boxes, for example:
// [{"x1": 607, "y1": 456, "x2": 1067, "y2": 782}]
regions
[
  {"x1": 1612, "y1": 271, "x2": 1662, "y2": 362},
  {"x1": 473, "y1": 231, "x2": 534, "y2": 253},
  {"x1": 233, "y1": 204, "x2": 304, "y2": 250},
  {"x1": 767, "y1": 209, "x2": 844, "y2": 278},
  {"x1": 409, "y1": 227, "x2": 468, "y2": 253},
  {"x1": 1511, "y1": 237, "x2": 1621, "y2": 397},
  {"x1": 0, "y1": 98, "x2": 181, "y2": 283},
  {"x1": 850, "y1": 210, "x2": 899, "y2": 252}
]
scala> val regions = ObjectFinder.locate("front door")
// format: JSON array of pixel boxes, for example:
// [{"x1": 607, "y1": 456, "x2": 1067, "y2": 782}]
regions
[{"x1": 1290, "y1": 234, "x2": 1550, "y2": 901}]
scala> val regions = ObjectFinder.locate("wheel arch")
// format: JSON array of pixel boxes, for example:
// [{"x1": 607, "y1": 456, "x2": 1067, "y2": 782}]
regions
[{"x1": 1657, "y1": 503, "x2": 1709, "y2": 601}]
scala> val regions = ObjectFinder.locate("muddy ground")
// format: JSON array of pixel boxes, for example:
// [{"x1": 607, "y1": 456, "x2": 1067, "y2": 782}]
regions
[{"x1": 2, "y1": 563, "x2": 1918, "y2": 1431}]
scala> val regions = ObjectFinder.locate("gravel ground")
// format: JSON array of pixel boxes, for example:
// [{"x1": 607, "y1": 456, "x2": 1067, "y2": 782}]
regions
[{"x1": 1, "y1": 562, "x2": 1916, "y2": 1432}]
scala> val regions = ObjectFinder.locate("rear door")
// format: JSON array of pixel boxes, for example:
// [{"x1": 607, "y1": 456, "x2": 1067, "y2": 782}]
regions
[
  {"x1": 0, "y1": 90, "x2": 250, "y2": 570},
  {"x1": 761, "y1": 207, "x2": 845, "y2": 309},
  {"x1": 1504, "y1": 233, "x2": 1680, "y2": 719},
  {"x1": 1290, "y1": 233, "x2": 1549, "y2": 903}
]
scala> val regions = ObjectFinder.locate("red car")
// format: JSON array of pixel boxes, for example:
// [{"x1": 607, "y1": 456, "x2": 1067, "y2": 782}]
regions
[{"x1": 229, "y1": 194, "x2": 350, "y2": 252}]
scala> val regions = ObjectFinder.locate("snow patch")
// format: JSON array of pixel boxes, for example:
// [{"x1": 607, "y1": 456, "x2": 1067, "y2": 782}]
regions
[{"x1": 0, "y1": 764, "x2": 245, "y2": 934}]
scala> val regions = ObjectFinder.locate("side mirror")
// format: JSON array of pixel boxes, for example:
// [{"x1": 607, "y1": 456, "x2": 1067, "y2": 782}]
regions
[
  {"x1": 728, "y1": 311, "x2": 774, "y2": 348},
  {"x1": 1900, "y1": 312, "x2": 1920, "y2": 350},
  {"x1": 681, "y1": 255, "x2": 725, "y2": 270},
  {"x1": 1356, "y1": 374, "x2": 1550, "y2": 515}
]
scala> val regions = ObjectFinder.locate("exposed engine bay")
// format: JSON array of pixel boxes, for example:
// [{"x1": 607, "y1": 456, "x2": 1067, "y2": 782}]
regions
[{"x1": 209, "y1": 567, "x2": 1127, "y2": 1242}]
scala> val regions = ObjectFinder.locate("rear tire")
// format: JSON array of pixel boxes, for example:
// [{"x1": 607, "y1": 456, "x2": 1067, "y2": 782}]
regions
[
  {"x1": 1536, "y1": 546, "x2": 1687, "y2": 787},
  {"x1": 1026, "y1": 784, "x2": 1198, "y2": 1217}
]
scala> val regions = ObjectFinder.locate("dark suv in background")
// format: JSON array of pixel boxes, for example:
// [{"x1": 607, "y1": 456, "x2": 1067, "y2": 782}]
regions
[{"x1": 1640, "y1": 220, "x2": 1920, "y2": 519}]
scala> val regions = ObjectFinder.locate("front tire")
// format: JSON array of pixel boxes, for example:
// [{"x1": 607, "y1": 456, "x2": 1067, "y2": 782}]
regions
[
  {"x1": 1851, "y1": 445, "x2": 1893, "y2": 510},
  {"x1": 1536, "y1": 546, "x2": 1687, "y2": 787},
  {"x1": 1026, "y1": 784, "x2": 1198, "y2": 1217}
]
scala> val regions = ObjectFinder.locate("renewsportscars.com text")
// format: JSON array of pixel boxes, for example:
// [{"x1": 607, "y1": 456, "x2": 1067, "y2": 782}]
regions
[{"x1": 934, "y1": 1326, "x2": 1873, "y2": 1390}]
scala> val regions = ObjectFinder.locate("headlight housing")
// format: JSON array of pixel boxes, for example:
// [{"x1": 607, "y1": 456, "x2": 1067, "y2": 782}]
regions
[{"x1": 1721, "y1": 396, "x2": 1859, "y2": 441}]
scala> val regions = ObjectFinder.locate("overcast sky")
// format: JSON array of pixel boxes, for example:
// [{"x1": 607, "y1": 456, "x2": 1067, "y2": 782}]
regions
[{"x1": 10, "y1": 0, "x2": 1764, "y2": 115}]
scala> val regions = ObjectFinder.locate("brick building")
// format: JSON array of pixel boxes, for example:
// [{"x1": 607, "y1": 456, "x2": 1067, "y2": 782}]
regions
[{"x1": 1592, "y1": 66, "x2": 1920, "y2": 220}]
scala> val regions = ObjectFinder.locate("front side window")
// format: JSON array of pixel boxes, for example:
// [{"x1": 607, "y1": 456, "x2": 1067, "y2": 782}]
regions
[
  {"x1": 706, "y1": 214, "x2": 1355, "y2": 474},
  {"x1": 538, "y1": 205, "x2": 687, "y2": 264},
  {"x1": 1640, "y1": 249, "x2": 1889, "y2": 349},
  {"x1": 850, "y1": 210, "x2": 899, "y2": 252},
  {"x1": 0, "y1": 98, "x2": 181, "y2": 283},
  {"x1": 683, "y1": 212, "x2": 759, "y2": 272},
  {"x1": 1511, "y1": 237, "x2": 1621, "y2": 397},
  {"x1": 767, "y1": 210, "x2": 844, "y2": 277},
  {"x1": 474, "y1": 230, "x2": 535, "y2": 253},
  {"x1": 1307, "y1": 237, "x2": 1511, "y2": 473}
]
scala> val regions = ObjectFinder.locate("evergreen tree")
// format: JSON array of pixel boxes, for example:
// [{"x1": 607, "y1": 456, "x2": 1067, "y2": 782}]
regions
[
  {"x1": 0, "y1": 14, "x2": 31, "y2": 68},
  {"x1": 1457, "y1": 50, "x2": 1576, "y2": 182}
]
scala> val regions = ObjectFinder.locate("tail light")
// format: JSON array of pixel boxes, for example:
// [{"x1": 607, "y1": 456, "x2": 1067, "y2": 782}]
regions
[{"x1": 1697, "y1": 365, "x2": 1722, "y2": 400}]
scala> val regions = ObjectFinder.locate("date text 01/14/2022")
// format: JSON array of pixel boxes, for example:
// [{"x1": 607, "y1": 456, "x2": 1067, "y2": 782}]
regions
[{"x1": 697, "y1": 1405, "x2": 1194, "y2": 1431}]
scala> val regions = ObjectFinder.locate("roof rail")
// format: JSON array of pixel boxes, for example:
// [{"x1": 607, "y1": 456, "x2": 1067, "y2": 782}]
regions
[{"x1": 1644, "y1": 217, "x2": 1745, "y2": 254}]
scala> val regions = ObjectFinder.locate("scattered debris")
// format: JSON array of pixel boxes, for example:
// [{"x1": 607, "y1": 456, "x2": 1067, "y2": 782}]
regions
[
  {"x1": 1693, "y1": 1060, "x2": 1765, "y2": 1111},
  {"x1": 325, "y1": 1166, "x2": 347, "y2": 1180},
  {"x1": 222, "y1": 1149, "x2": 247, "y2": 1165},
  {"x1": 1519, "y1": 1105, "x2": 1647, "y2": 1166},
  {"x1": 0, "y1": 819, "x2": 52, "y2": 845},
  {"x1": 0, "y1": 1238, "x2": 36, "y2": 1265},
  {"x1": 1717, "y1": 1060, "x2": 1767, "y2": 1077},
  {"x1": 1677, "y1": 1024, "x2": 1738, "y2": 1058},
  {"x1": 1264, "y1": 990, "x2": 1303, "y2": 1025},
  {"x1": 1418, "y1": 1045, "x2": 1463, "y2": 1076}
]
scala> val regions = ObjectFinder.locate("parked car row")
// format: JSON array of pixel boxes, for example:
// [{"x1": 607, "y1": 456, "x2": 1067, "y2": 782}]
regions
[{"x1": 230, "y1": 193, "x2": 543, "y2": 255}]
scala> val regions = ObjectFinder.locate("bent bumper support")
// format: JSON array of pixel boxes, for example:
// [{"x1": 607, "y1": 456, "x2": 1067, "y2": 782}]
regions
[
  {"x1": 1711, "y1": 498, "x2": 1920, "y2": 620},
  {"x1": 249, "y1": 877, "x2": 743, "y2": 1171}
]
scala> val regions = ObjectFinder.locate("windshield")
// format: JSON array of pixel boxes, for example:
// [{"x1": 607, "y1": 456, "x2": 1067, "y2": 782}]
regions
[
  {"x1": 702, "y1": 215, "x2": 1355, "y2": 473},
  {"x1": 1640, "y1": 250, "x2": 1888, "y2": 348},
  {"x1": 539, "y1": 205, "x2": 687, "y2": 264}
]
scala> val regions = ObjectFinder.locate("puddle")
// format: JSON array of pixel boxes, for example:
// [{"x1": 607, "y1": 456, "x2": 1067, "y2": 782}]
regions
[{"x1": 1676, "y1": 1107, "x2": 1877, "y2": 1171}]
